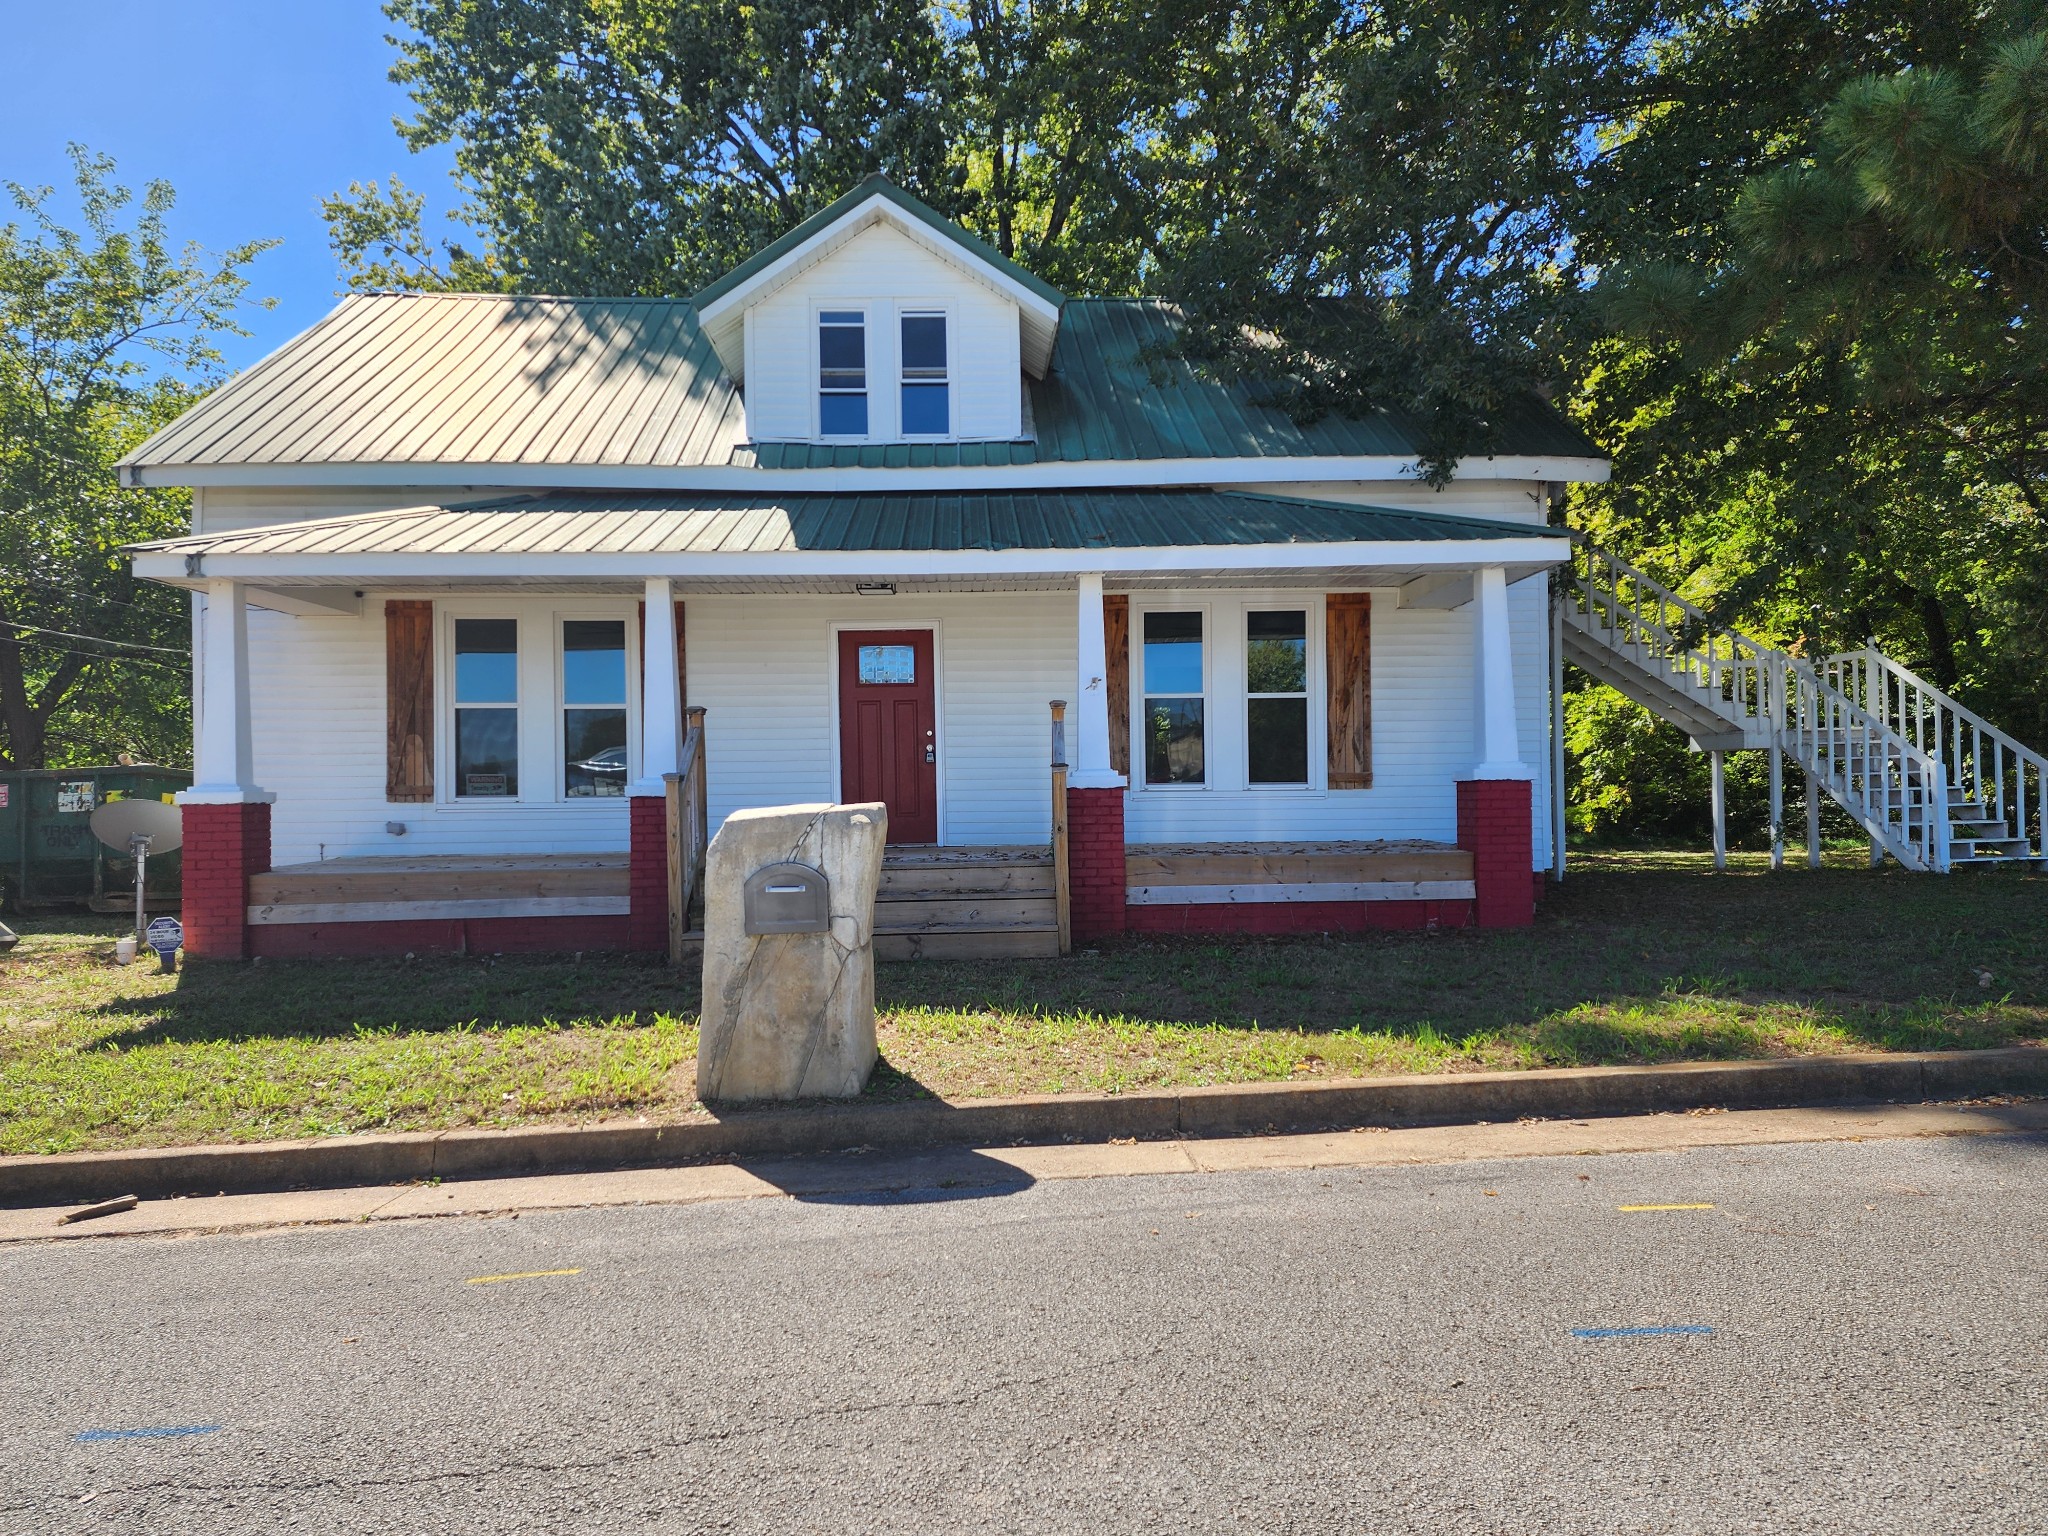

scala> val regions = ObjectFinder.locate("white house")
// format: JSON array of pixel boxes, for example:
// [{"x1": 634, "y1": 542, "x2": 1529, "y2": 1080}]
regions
[{"x1": 121, "y1": 177, "x2": 1606, "y2": 961}]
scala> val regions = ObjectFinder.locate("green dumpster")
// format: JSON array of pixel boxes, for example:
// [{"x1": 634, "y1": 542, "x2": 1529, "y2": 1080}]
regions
[{"x1": 0, "y1": 766, "x2": 192, "y2": 913}]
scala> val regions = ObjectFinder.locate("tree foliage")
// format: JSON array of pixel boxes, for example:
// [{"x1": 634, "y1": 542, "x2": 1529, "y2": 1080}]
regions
[
  {"x1": 0, "y1": 148, "x2": 273, "y2": 769},
  {"x1": 325, "y1": 0, "x2": 2046, "y2": 838}
]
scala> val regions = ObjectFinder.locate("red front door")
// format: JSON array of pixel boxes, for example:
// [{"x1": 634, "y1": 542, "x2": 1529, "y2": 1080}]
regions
[{"x1": 838, "y1": 629, "x2": 938, "y2": 844}]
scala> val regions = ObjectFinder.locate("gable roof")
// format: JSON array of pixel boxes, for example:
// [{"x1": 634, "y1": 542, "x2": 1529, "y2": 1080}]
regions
[
  {"x1": 689, "y1": 176, "x2": 1066, "y2": 380},
  {"x1": 119, "y1": 292, "x2": 746, "y2": 473},
  {"x1": 117, "y1": 296, "x2": 1603, "y2": 479}
]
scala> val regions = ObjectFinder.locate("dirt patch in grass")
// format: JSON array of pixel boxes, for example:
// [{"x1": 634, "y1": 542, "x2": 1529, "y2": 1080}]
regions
[{"x1": 3, "y1": 848, "x2": 2041, "y2": 1154}]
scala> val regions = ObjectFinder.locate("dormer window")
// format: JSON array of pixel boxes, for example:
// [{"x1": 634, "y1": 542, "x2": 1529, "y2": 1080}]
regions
[
  {"x1": 900, "y1": 312, "x2": 949, "y2": 435},
  {"x1": 818, "y1": 310, "x2": 868, "y2": 435}
]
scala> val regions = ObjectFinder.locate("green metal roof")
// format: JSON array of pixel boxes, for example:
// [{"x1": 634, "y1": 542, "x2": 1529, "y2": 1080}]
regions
[
  {"x1": 141, "y1": 488, "x2": 1560, "y2": 560},
  {"x1": 1025, "y1": 301, "x2": 1602, "y2": 462},
  {"x1": 691, "y1": 176, "x2": 1067, "y2": 313}
]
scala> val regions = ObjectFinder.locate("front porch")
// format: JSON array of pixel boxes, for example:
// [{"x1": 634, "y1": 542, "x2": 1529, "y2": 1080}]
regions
[{"x1": 233, "y1": 835, "x2": 1501, "y2": 960}]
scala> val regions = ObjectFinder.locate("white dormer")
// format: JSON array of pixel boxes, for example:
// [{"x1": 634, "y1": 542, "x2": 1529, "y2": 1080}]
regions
[{"x1": 691, "y1": 177, "x2": 1065, "y2": 445}]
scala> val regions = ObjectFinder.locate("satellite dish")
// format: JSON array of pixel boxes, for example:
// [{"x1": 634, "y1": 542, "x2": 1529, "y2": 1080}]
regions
[{"x1": 89, "y1": 798, "x2": 184, "y2": 855}]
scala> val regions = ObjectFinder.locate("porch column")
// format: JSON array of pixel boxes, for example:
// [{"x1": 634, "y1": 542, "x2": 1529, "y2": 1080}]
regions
[
  {"x1": 1070, "y1": 572, "x2": 1124, "y2": 791},
  {"x1": 178, "y1": 579, "x2": 272, "y2": 960},
  {"x1": 628, "y1": 577, "x2": 681, "y2": 951},
  {"x1": 1457, "y1": 566, "x2": 1534, "y2": 927},
  {"x1": 633, "y1": 577, "x2": 683, "y2": 797},
  {"x1": 1471, "y1": 566, "x2": 1528, "y2": 781},
  {"x1": 1067, "y1": 572, "x2": 1128, "y2": 940}
]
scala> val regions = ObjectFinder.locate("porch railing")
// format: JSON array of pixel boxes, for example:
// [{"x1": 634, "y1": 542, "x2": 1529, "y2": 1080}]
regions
[
  {"x1": 1049, "y1": 699, "x2": 1071, "y2": 955},
  {"x1": 665, "y1": 705, "x2": 708, "y2": 965}
]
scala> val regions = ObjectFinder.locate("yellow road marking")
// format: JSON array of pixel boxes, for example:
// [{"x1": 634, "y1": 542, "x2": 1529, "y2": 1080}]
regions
[
  {"x1": 1617, "y1": 1203, "x2": 1715, "y2": 1212},
  {"x1": 465, "y1": 1267, "x2": 583, "y2": 1285}
]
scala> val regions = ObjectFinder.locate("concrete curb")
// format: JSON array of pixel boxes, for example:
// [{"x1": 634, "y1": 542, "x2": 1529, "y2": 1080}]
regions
[{"x1": 6, "y1": 1047, "x2": 2046, "y2": 1207}]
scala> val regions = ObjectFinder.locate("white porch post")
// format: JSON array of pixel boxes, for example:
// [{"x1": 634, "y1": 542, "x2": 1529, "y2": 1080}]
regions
[
  {"x1": 1071, "y1": 572, "x2": 1125, "y2": 790},
  {"x1": 632, "y1": 576, "x2": 681, "y2": 797},
  {"x1": 1472, "y1": 566, "x2": 1530, "y2": 780},
  {"x1": 185, "y1": 578, "x2": 264, "y2": 801}
]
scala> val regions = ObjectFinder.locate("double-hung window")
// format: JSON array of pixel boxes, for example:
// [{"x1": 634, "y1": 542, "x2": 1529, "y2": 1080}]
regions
[
  {"x1": 818, "y1": 310, "x2": 868, "y2": 436},
  {"x1": 1246, "y1": 610, "x2": 1309, "y2": 785},
  {"x1": 899, "y1": 311, "x2": 949, "y2": 435},
  {"x1": 562, "y1": 619, "x2": 628, "y2": 797},
  {"x1": 1142, "y1": 611, "x2": 1205, "y2": 785},
  {"x1": 453, "y1": 618, "x2": 519, "y2": 797}
]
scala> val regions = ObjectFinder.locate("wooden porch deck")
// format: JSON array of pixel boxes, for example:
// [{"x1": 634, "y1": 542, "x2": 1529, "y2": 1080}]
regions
[
  {"x1": 246, "y1": 839, "x2": 1472, "y2": 955},
  {"x1": 1125, "y1": 840, "x2": 1475, "y2": 905}
]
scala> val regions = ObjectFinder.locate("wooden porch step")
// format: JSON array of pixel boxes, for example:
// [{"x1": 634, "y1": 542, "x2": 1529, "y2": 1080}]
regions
[
  {"x1": 872, "y1": 845, "x2": 1060, "y2": 957},
  {"x1": 873, "y1": 895, "x2": 1057, "y2": 933}
]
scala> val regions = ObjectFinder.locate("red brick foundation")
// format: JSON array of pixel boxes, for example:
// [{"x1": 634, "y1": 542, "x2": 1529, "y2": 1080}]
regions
[
  {"x1": 1067, "y1": 786, "x2": 1127, "y2": 942},
  {"x1": 180, "y1": 800, "x2": 271, "y2": 960},
  {"x1": 1457, "y1": 778, "x2": 1535, "y2": 928},
  {"x1": 1127, "y1": 899, "x2": 1474, "y2": 935},
  {"x1": 627, "y1": 794, "x2": 668, "y2": 952}
]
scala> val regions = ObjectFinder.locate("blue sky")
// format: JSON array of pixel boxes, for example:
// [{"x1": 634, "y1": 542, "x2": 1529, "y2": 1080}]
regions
[{"x1": 1, "y1": 0, "x2": 458, "y2": 373}]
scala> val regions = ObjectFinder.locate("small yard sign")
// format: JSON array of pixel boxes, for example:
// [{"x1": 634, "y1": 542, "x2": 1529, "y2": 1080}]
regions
[{"x1": 145, "y1": 916, "x2": 183, "y2": 955}]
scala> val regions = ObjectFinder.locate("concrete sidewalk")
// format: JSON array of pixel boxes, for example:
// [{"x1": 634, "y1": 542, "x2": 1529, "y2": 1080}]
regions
[{"x1": 6, "y1": 1095, "x2": 2042, "y2": 1246}]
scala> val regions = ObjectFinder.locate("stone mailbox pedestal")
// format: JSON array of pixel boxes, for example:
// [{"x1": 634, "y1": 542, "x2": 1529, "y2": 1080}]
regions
[{"x1": 696, "y1": 802, "x2": 887, "y2": 1102}]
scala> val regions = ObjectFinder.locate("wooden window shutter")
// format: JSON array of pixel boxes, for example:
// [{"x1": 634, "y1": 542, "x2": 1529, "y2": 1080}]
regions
[
  {"x1": 1326, "y1": 593, "x2": 1372, "y2": 788},
  {"x1": 1103, "y1": 593, "x2": 1130, "y2": 777},
  {"x1": 385, "y1": 599, "x2": 435, "y2": 802}
]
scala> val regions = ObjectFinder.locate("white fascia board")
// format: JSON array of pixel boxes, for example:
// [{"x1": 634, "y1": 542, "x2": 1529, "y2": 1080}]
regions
[
  {"x1": 122, "y1": 454, "x2": 1612, "y2": 492},
  {"x1": 695, "y1": 196, "x2": 1062, "y2": 337},
  {"x1": 133, "y1": 535, "x2": 1568, "y2": 586}
]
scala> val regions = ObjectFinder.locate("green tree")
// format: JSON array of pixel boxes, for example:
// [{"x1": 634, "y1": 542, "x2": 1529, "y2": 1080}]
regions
[
  {"x1": 0, "y1": 147, "x2": 274, "y2": 768},
  {"x1": 1590, "y1": 18, "x2": 2048, "y2": 765}
]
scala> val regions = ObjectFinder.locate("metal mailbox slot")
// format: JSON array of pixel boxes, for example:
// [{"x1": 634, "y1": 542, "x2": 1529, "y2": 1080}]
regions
[{"x1": 742, "y1": 861, "x2": 831, "y2": 935}]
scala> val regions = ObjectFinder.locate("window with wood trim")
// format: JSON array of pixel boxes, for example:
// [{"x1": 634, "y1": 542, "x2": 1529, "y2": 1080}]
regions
[
  {"x1": 1245, "y1": 609, "x2": 1308, "y2": 785},
  {"x1": 1325, "y1": 593, "x2": 1372, "y2": 788},
  {"x1": 385, "y1": 600, "x2": 434, "y2": 801},
  {"x1": 1141, "y1": 610, "x2": 1205, "y2": 785}
]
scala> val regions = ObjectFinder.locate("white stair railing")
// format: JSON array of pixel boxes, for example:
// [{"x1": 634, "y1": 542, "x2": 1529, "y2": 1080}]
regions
[
  {"x1": 1567, "y1": 539, "x2": 1773, "y2": 733},
  {"x1": 1564, "y1": 537, "x2": 2026, "y2": 873},
  {"x1": 1820, "y1": 649, "x2": 2046, "y2": 862},
  {"x1": 1780, "y1": 655, "x2": 1950, "y2": 871}
]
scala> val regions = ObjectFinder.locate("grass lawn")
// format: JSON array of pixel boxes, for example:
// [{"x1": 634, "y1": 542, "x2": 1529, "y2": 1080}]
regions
[{"x1": 3, "y1": 848, "x2": 2042, "y2": 1156}]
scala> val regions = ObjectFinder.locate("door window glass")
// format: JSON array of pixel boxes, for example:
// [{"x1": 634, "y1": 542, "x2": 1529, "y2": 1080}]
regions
[
  {"x1": 857, "y1": 644, "x2": 916, "y2": 685},
  {"x1": 1142, "y1": 611, "x2": 1205, "y2": 785},
  {"x1": 454, "y1": 618, "x2": 518, "y2": 797},
  {"x1": 563, "y1": 619, "x2": 627, "y2": 797}
]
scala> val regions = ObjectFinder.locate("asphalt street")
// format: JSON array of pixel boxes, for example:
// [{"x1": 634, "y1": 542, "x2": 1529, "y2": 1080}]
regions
[{"x1": 3, "y1": 1130, "x2": 2044, "y2": 1534}]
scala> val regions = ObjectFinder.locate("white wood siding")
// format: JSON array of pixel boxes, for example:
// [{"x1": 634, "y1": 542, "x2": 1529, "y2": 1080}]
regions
[
  {"x1": 240, "y1": 580, "x2": 1551, "y2": 870},
  {"x1": 1230, "y1": 478, "x2": 1551, "y2": 525},
  {"x1": 246, "y1": 597, "x2": 636, "y2": 866},
  {"x1": 198, "y1": 485, "x2": 523, "y2": 535},
  {"x1": 742, "y1": 223, "x2": 1023, "y2": 442}
]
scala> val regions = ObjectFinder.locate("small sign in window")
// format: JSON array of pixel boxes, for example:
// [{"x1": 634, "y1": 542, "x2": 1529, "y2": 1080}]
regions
[
  {"x1": 857, "y1": 645, "x2": 916, "y2": 685},
  {"x1": 462, "y1": 772, "x2": 510, "y2": 797},
  {"x1": 57, "y1": 781, "x2": 96, "y2": 814}
]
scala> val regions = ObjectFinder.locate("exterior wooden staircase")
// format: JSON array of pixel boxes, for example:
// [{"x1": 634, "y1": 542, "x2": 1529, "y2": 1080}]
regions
[{"x1": 1562, "y1": 538, "x2": 2046, "y2": 872}]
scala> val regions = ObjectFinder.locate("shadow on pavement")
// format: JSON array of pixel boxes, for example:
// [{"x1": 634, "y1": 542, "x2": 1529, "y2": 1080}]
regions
[{"x1": 732, "y1": 1145, "x2": 1035, "y2": 1206}]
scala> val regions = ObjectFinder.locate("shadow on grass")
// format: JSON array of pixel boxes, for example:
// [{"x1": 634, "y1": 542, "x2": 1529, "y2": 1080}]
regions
[
  {"x1": 77, "y1": 949, "x2": 703, "y2": 1052},
  {"x1": 50, "y1": 852, "x2": 2048, "y2": 1069}
]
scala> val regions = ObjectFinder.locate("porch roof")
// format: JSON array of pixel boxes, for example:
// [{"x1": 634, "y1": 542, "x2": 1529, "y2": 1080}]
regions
[{"x1": 130, "y1": 488, "x2": 1569, "y2": 593}]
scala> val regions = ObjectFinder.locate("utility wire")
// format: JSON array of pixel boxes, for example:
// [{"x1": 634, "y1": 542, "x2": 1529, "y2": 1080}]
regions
[
  {"x1": 0, "y1": 619, "x2": 188, "y2": 655},
  {"x1": 0, "y1": 634, "x2": 187, "y2": 675}
]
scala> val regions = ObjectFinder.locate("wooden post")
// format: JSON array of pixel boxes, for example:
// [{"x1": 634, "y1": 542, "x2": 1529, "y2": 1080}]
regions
[
  {"x1": 1049, "y1": 700, "x2": 1071, "y2": 955},
  {"x1": 1806, "y1": 769, "x2": 1822, "y2": 869},
  {"x1": 1769, "y1": 743, "x2": 1784, "y2": 871},
  {"x1": 1710, "y1": 749, "x2": 1727, "y2": 871},
  {"x1": 665, "y1": 770, "x2": 685, "y2": 966}
]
